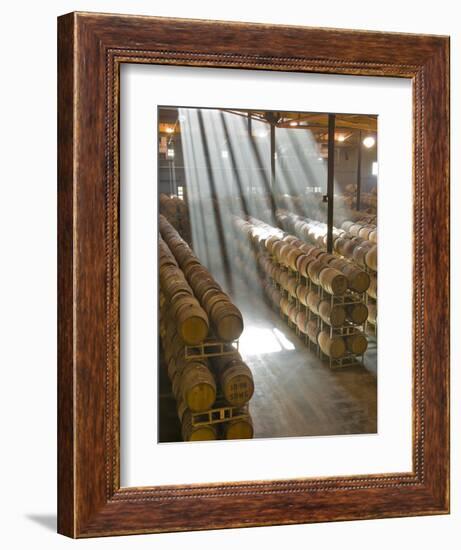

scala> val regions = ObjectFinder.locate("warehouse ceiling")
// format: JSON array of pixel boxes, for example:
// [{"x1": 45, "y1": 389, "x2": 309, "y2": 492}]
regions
[{"x1": 159, "y1": 107, "x2": 377, "y2": 137}]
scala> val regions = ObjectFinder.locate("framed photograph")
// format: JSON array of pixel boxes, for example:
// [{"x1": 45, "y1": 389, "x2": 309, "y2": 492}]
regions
[{"x1": 58, "y1": 12, "x2": 450, "y2": 537}]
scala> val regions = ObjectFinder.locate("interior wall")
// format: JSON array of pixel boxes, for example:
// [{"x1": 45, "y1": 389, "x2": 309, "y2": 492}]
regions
[{"x1": 335, "y1": 145, "x2": 377, "y2": 193}]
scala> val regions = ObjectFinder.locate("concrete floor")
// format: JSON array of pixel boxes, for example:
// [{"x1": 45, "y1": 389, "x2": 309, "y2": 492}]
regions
[
  {"x1": 159, "y1": 280, "x2": 377, "y2": 443},
  {"x1": 233, "y1": 284, "x2": 377, "y2": 439}
]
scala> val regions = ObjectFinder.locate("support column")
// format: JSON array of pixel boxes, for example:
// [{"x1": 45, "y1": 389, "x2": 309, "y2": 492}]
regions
[
  {"x1": 326, "y1": 114, "x2": 336, "y2": 253},
  {"x1": 269, "y1": 114, "x2": 277, "y2": 222},
  {"x1": 270, "y1": 122, "x2": 276, "y2": 192},
  {"x1": 356, "y1": 130, "x2": 362, "y2": 211}
]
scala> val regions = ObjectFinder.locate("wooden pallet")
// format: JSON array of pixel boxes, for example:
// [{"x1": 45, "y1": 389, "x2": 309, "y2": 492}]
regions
[
  {"x1": 184, "y1": 339, "x2": 239, "y2": 360},
  {"x1": 191, "y1": 403, "x2": 250, "y2": 427},
  {"x1": 320, "y1": 350, "x2": 364, "y2": 369}
]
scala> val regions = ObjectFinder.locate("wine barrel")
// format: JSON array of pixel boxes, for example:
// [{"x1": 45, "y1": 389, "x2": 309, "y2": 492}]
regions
[
  {"x1": 318, "y1": 300, "x2": 346, "y2": 327},
  {"x1": 318, "y1": 267, "x2": 348, "y2": 296},
  {"x1": 296, "y1": 254, "x2": 314, "y2": 277},
  {"x1": 213, "y1": 355, "x2": 254, "y2": 406},
  {"x1": 274, "y1": 241, "x2": 291, "y2": 265},
  {"x1": 342, "y1": 221, "x2": 355, "y2": 233},
  {"x1": 167, "y1": 356, "x2": 178, "y2": 381},
  {"x1": 314, "y1": 232, "x2": 326, "y2": 247},
  {"x1": 306, "y1": 290, "x2": 321, "y2": 314},
  {"x1": 178, "y1": 254, "x2": 201, "y2": 275},
  {"x1": 265, "y1": 235, "x2": 281, "y2": 254},
  {"x1": 286, "y1": 248, "x2": 303, "y2": 270},
  {"x1": 317, "y1": 331, "x2": 346, "y2": 359},
  {"x1": 306, "y1": 319, "x2": 320, "y2": 343},
  {"x1": 365, "y1": 246, "x2": 378, "y2": 271},
  {"x1": 181, "y1": 411, "x2": 218, "y2": 441},
  {"x1": 176, "y1": 397, "x2": 188, "y2": 423},
  {"x1": 346, "y1": 332, "x2": 368, "y2": 355},
  {"x1": 170, "y1": 294, "x2": 198, "y2": 316},
  {"x1": 200, "y1": 287, "x2": 226, "y2": 308},
  {"x1": 162, "y1": 275, "x2": 192, "y2": 299},
  {"x1": 186, "y1": 266, "x2": 208, "y2": 286},
  {"x1": 349, "y1": 223, "x2": 362, "y2": 237},
  {"x1": 223, "y1": 414, "x2": 254, "y2": 439},
  {"x1": 296, "y1": 285, "x2": 309, "y2": 306},
  {"x1": 164, "y1": 324, "x2": 180, "y2": 352},
  {"x1": 314, "y1": 251, "x2": 328, "y2": 264},
  {"x1": 172, "y1": 354, "x2": 201, "y2": 378},
  {"x1": 285, "y1": 275, "x2": 298, "y2": 298},
  {"x1": 171, "y1": 367, "x2": 184, "y2": 401},
  {"x1": 286, "y1": 302, "x2": 297, "y2": 321},
  {"x1": 202, "y1": 291, "x2": 231, "y2": 317},
  {"x1": 367, "y1": 304, "x2": 378, "y2": 325},
  {"x1": 307, "y1": 259, "x2": 325, "y2": 284},
  {"x1": 290, "y1": 238, "x2": 306, "y2": 249},
  {"x1": 170, "y1": 289, "x2": 192, "y2": 305},
  {"x1": 333, "y1": 237, "x2": 345, "y2": 254},
  {"x1": 193, "y1": 278, "x2": 223, "y2": 302},
  {"x1": 178, "y1": 362, "x2": 216, "y2": 412},
  {"x1": 174, "y1": 300, "x2": 209, "y2": 345},
  {"x1": 272, "y1": 240, "x2": 285, "y2": 260},
  {"x1": 267, "y1": 263, "x2": 277, "y2": 281},
  {"x1": 279, "y1": 270, "x2": 290, "y2": 289},
  {"x1": 346, "y1": 302, "x2": 368, "y2": 325},
  {"x1": 272, "y1": 265, "x2": 282, "y2": 284},
  {"x1": 342, "y1": 239, "x2": 357, "y2": 258},
  {"x1": 280, "y1": 296, "x2": 290, "y2": 316},
  {"x1": 209, "y1": 302, "x2": 244, "y2": 342},
  {"x1": 182, "y1": 261, "x2": 205, "y2": 280},
  {"x1": 300, "y1": 243, "x2": 314, "y2": 255},
  {"x1": 368, "y1": 273, "x2": 377, "y2": 299},
  {"x1": 308, "y1": 248, "x2": 325, "y2": 259},
  {"x1": 358, "y1": 226, "x2": 374, "y2": 241},
  {"x1": 159, "y1": 252, "x2": 177, "y2": 270},
  {"x1": 278, "y1": 243, "x2": 292, "y2": 265},
  {"x1": 296, "y1": 310, "x2": 308, "y2": 333},
  {"x1": 330, "y1": 259, "x2": 370, "y2": 293},
  {"x1": 167, "y1": 330, "x2": 185, "y2": 359},
  {"x1": 352, "y1": 243, "x2": 371, "y2": 267}
]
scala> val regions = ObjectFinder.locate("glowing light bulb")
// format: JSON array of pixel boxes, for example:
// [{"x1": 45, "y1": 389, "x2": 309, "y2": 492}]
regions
[
  {"x1": 363, "y1": 136, "x2": 376, "y2": 148},
  {"x1": 252, "y1": 127, "x2": 269, "y2": 138}
]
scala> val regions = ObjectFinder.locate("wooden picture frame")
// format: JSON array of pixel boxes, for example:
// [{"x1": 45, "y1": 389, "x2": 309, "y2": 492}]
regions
[{"x1": 57, "y1": 12, "x2": 450, "y2": 537}]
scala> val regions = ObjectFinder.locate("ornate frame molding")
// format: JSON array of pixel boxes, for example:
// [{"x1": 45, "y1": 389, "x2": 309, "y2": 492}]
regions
[{"x1": 58, "y1": 12, "x2": 449, "y2": 537}]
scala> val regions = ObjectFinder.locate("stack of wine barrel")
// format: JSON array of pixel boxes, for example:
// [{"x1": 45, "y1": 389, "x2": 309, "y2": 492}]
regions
[
  {"x1": 159, "y1": 193, "x2": 192, "y2": 244},
  {"x1": 336, "y1": 184, "x2": 377, "y2": 215},
  {"x1": 273, "y1": 191, "x2": 377, "y2": 227},
  {"x1": 232, "y1": 215, "x2": 370, "y2": 368},
  {"x1": 276, "y1": 210, "x2": 377, "y2": 269},
  {"x1": 276, "y1": 210, "x2": 378, "y2": 333},
  {"x1": 340, "y1": 219, "x2": 378, "y2": 332},
  {"x1": 159, "y1": 215, "x2": 254, "y2": 441},
  {"x1": 358, "y1": 189, "x2": 378, "y2": 213}
]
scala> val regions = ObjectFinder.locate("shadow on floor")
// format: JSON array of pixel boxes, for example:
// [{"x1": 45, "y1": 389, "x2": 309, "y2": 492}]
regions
[{"x1": 25, "y1": 514, "x2": 57, "y2": 532}]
